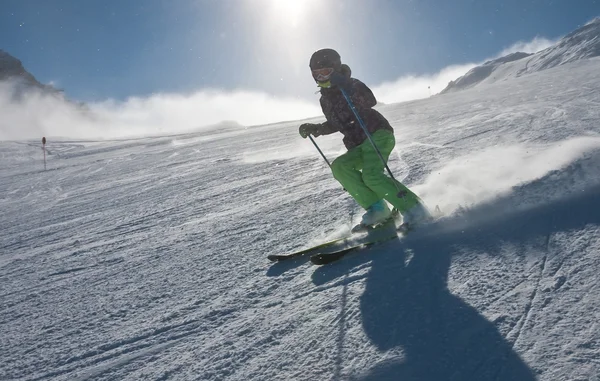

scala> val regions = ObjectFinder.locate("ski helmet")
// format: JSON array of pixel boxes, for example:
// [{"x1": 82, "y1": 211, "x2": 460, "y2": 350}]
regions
[{"x1": 309, "y1": 48, "x2": 342, "y2": 72}]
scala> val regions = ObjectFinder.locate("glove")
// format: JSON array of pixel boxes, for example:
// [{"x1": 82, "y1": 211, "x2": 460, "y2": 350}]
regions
[
  {"x1": 299, "y1": 123, "x2": 320, "y2": 139},
  {"x1": 329, "y1": 71, "x2": 353, "y2": 91}
]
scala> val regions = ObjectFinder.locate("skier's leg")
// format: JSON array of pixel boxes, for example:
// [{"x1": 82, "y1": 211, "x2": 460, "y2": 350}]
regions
[
  {"x1": 330, "y1": 148, "x2": 380, "y2": 209},
  {"x1": 360, "y1": 130, "x2": 421, "y2": 213}
]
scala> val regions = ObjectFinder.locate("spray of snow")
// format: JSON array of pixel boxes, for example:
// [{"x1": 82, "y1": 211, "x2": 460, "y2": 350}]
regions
[
  {"x1": 415, "y1": 136, "x2": 600, "y2": 213},
  {"x1": 496, "y1": 36, "x2": 557, "y2": 57}
]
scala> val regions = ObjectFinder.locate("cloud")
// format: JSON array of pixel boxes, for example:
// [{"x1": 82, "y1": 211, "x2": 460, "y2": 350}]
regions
[
  {"x1": 372, "y1": 63, "x2": 478, "y2": 105},
  {"x1": 0, "y1": 36, "x2": 561, "y2": 141},
  {"x1": 373, "y1": 35, "x2": 558, "y2": 105},
  {"x1": 0, "y1": 81, "x2": 320, "y2": 140}
]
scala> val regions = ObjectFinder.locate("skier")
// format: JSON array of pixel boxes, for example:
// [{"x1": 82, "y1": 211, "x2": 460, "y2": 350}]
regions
[{"x1": 299, "y1": 48, "x2": 430, "y2": 229}]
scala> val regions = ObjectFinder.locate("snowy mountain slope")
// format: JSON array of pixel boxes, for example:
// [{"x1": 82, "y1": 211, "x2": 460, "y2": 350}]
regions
[
  {"x1": 0, "y1": 50, "x2": 40, "y2": 85},
  {"x1": 2, "y1": 58, "x2": 600, "y2": 380},
  {"x1": 440, "y1": 52, "x2": 532, "y2": 94},
  {"x1": 0, "y1": 50, "x2": 60, "y2": 96},
  {"x1": 442, "y1": 18, "x2": 600, "y2": 93}
]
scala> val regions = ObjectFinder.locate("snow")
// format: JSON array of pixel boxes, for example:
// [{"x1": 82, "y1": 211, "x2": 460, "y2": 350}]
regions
[{"x1": 2, "y1": 57, "x2": 600, "y2": 380}]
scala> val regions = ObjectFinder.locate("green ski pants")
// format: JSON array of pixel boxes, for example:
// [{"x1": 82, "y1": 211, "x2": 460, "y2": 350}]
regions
[{"x1": 330, "y1": 130, "x2": 419, "y2": 213}]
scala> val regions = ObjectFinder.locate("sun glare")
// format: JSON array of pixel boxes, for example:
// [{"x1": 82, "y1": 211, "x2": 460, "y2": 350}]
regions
[{"x1": 268, "y1": 0, "x2": 314, "y2": 27}]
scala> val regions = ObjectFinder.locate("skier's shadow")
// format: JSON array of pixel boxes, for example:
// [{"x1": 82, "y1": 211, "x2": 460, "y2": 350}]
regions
[
  {"x1": 350, "y1": 237, "x2": 535, "y2": 381},
  {"x1": 312, "y1": 181, "x2": 600, "y2": 381}
]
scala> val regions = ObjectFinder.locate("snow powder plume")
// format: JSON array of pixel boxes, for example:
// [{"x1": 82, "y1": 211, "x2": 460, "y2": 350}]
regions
[{"x1": 414, "y1": 136, "x2": 600, "y2": 214}]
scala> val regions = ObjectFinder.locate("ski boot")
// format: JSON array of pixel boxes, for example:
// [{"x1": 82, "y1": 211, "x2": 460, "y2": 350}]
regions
[
  {"x1": 352, "y1": 200, "x2": 393, "y2": 233},
  {"x1": 398, "y1": 201, "x2": 432, "y2": 232}
]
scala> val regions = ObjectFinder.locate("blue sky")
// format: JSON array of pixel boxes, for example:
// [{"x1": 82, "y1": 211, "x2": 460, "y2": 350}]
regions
[{"x1": 1, "y1": 0, "x2": 599, "y2": 102}]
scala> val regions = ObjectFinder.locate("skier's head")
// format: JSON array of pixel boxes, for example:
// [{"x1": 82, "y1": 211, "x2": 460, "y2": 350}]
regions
[
  {"x1": 309, "y1": 48, "x2": 351, "y2": 88},
  {"x1": 310, "y1": 48, "x2": 342, "y2": 71}
]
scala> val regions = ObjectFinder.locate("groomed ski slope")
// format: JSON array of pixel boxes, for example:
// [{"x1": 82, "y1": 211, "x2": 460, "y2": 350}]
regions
[{"x1": 2, "y1": 57, "x2": 600, "y2": 381}]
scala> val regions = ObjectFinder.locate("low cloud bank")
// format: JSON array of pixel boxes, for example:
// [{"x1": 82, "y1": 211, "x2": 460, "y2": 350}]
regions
[
  {"x1": 0, "y1": 83, "x2": 320, "y2": 140},
  {"x1": 0, "y1": 37, "x2": 558, "y2": 140}
]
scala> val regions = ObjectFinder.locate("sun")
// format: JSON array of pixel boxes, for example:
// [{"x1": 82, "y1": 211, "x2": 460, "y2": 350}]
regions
[{"x1": 267, "y1": 0, "x2": 315, "y2": 28}]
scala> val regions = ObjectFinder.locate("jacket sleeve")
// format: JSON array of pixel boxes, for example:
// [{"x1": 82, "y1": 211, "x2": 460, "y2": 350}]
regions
[
  {"x1": 314, "y1": 121, "x2": 338, "y2": 136},
  {"x1": 314, "y1": 96, "x2": 342, "y2": 136},
  {"x1": 349, "y1": 79, "x2": 377, "y2": 110}
]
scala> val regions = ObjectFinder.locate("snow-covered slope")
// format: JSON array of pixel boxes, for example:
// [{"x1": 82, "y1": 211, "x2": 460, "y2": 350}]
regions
[
  {"x1": 2, "y1": 58, "x2": 600, "y2": 380},
  {"x1": 0, "y1": 50, "x2": 38, "y2": 84},
  {"x1": 442, "y1": 18, "x2": 600, "y2": 93},
  {"x1": 441, "y1": 52, "x2": 532, "y2": 94}
]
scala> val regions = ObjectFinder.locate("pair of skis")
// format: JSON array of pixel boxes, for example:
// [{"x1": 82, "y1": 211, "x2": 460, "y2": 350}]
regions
[
  {"x1": 268, "y1": 218, "x2": 411, "y2": 266},
  {"x1": 268, "y1": 205, "x2": 442, "y2": 265}
]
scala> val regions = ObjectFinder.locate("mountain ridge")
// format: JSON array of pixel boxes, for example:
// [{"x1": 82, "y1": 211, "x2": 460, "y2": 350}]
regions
[
  {"x1": 0, "y1": 49, "x2": 62, "y2": 96},
  {"x1": 441, "y1": 18, "x2": 600, "y2": 94}
]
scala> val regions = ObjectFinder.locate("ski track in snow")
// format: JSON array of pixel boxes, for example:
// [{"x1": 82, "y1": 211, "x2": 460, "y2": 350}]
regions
[{"x1": 1, "y1": 58, "x2": 600, "y2": 380}]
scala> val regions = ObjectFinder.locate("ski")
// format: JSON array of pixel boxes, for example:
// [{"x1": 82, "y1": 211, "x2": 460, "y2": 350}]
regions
[
  {"x1": 267, "y1": 236, "x2": 351, "y2": 262},
  {"x1": 268, "y1": 219, "x2": 398, "y2": 262},
  {"x1": 310, "y1": 226, "x2": 406, "y2": 265},
  {"x1": 309, "y1": 222, "x2": 427, "y2": 265},
  {"x1": 269, "y1": 206, "x2": 441, "y2": 264}
]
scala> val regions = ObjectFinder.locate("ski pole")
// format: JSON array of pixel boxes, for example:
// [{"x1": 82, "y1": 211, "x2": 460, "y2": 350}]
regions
[
  {"x1": 309, "y1": 135, "x2": 331, "y2": 167},
  {"x1": 339, "y1": 88, "x2": 400, "y2": 188},
  {"x1": 309, "y1": 135, "x2": 353, "y2": 194}
]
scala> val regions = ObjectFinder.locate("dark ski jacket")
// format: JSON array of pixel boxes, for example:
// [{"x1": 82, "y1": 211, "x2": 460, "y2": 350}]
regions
[{"x1": 313, "y1": 78, "x2": 393, "y2": 150}]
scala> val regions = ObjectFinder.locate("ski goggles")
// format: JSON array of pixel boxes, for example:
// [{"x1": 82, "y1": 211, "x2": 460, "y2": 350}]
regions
[{"x1": 312, "y1": 67, "x2": 334, "y2": 82}]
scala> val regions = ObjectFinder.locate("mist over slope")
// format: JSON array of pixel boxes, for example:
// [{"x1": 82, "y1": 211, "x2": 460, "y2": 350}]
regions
[{"x1": 0, "y1": 24, "x2": 575, "y2": 142}]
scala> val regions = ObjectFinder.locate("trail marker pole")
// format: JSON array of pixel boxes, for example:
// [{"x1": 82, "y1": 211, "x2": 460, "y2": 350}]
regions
[{"x1": 42, "y1": 137, "x2": 47, "y2": 170}]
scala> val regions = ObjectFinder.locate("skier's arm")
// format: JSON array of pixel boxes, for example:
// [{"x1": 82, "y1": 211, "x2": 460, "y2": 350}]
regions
[
  {"x1": 348, "y1": 79, "x2": 377, "y2": 109},
  {"x1": 314, "y1": 121, "x2": 338, "y2": 136},
  {"x1": 298, "y1": 95, "x2": 339, "y2": 138},
  {"x1": 299, "y1": 121, "x2": 336, "y2": 138},
  {"x1": 328, "y1": 73, "x2": 377, "y2": 110}
]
